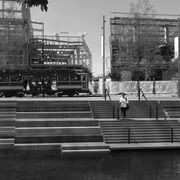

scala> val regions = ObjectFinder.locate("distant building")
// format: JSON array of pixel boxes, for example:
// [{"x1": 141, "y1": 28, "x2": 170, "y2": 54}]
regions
[{"x1": 110, "y1": 13, "x2": 179, "y2": 81}]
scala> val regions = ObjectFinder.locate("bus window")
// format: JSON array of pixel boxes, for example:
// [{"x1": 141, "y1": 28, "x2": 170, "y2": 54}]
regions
[
  {"x1": 57, "y1": 76, "x2": 61, "y2": 81},
  {"x1": 0, "y1": 75, "x2": 9, "y2": 82},
  {"x1": 81, "y1": 75, "x2": 86, "y2": 81},
  {"x1": 62, "y1": 75, "x2": 68, "y2": 81}
]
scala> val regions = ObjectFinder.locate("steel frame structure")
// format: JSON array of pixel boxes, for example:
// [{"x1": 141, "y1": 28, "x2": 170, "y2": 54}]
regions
[
  {"x1": 0, "y1": 0, "x2": 92, "y2": 73},
  {"x1": 0, "y1": 0, "x2": 92, "y2": 97}
]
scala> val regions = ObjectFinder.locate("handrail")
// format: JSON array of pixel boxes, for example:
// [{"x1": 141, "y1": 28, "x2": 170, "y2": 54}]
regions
[
  {"x1": 106, "y1": 88, "x2": 111, "y2": 102},
  {"x1": 157, "y1": 101, "x2": 174, "y2": 142},
  {"x1": 157, "y1": 101, "x2": 167, "y2": 121},
  {"x1": 89, "y1": 81, "x2": 98, "y2": 94},
  {"x1": 140, "y1": 88, "x2": 147, "y2": 101},
  {"x1": 140, "y1": 89, "x2": 174, "y2": 143},
  {"x1": 105, "y1": 88, "x2": 116, "y2": 118},
  {"x1": 140, "y1": 88, "x2": 156, "y2": 119}
]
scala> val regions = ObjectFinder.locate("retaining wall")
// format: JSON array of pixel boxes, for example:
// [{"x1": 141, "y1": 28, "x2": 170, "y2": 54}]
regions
[{"x1": 89, "y1": 80, "x2": 178, "y2": 95}]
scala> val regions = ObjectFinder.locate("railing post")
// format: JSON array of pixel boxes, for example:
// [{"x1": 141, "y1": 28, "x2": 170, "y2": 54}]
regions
[
  {"x1": 105, "y1": 89, "x2": 107, "y2": 101},
  {"x1": 156, "y1": 106, "x2": 158, "y2": 120},
  {"x1": 113, "y1": 105, "x2": 115, "y2": 118},
  {"x1": 171, "y1": 128, "x2": 174, "y2": 143},
  {"x1": 128, "y1": 128, "x2": 130, "y2": 144},
  {"x1": 117, "y1": 106, "x2": 119, "y2": 120},
  {"x1": 150, "y1": 105, "x2": 152, "y2": 118}
]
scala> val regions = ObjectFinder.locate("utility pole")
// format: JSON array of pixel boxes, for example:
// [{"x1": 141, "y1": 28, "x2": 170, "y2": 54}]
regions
[
  {"x1": 136, "y1": 18, "x2": 140, "y2": 101},
  {"x1": 42, "y1": 22, "x2": 45, "y2": 97},
  {"x1": 102, "y1": 15, "x2": 106, "y2": 99},
  {"x1": 178, "y1": 18, "x2": 180, "y2": 98}
]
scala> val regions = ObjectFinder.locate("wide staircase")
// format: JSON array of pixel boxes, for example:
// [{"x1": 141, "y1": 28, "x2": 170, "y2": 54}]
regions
[
  {"x1": 166, "y1": 120, "x2": 180, "y2": 142},
  {"x1": 160, "y1": 101, "x2": 180, "y2": 118},
  {"x1": 100, "y1": 119, "x2": 180, "y2": 144},
  {"x1": 1, "y1": 99, "x2": 180, "y2": 153},
  {"x1": 99, "y1": 120, "x2": 136, "y2": 144},
  {"x1": 15, "y1": 101, "x2": 110, "y2": 154},
  {"x1": 98, "y1": 99, "x2": 180, "y2": 145},
  {"x1": 90, "y1": 100, "x2": 159, "y2": 119}
]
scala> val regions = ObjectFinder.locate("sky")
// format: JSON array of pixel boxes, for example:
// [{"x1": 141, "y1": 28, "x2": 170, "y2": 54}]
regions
[{"x1": 31, "y1": 0, "x2": 180, "y2": 76}]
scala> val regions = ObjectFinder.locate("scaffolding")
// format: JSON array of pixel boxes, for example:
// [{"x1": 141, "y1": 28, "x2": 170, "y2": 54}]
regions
[
  {"x1": 0, "y1": 0, "x2": 92, "y2": 74},
  {"x1": 0, "y1": 0, "x2": 31, "y2": 70},
  {"x1": 29, "y1": 34, "x2": 92, "y2": 72},
  {"x1": 0, "y1": 0, "x2": 92, "y2": 96},
  {"x1": 110, "y1": 12, "x2": 180, "y2": 81}
]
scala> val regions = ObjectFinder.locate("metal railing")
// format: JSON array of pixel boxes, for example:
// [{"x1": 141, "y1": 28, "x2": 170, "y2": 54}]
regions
[
  {"x1": 140, "y1": 88, "x2": 158, "y2": 119},
  {"x1": 106, "y1": 90, "x2": 132, "y2": 143},
  {"x1": 140, "y1": 89, "x2": 174, "y2": 143},
  {"x1": 105, "y1": 89, "x2": 116, "y2": 118}
]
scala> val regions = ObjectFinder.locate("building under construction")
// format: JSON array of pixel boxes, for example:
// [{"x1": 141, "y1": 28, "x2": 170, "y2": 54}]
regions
[
  {"x1": 0, "y1": 0, "x2": 92, "y2": 97},
  {"x1": 110, "y1": 12, "x2": 179, "y2": 81}
]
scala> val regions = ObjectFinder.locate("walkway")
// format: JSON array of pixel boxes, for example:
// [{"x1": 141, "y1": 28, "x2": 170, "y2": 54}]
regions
[{"x1": 110, "y1": 142, "x2": 180, "y2": 150}]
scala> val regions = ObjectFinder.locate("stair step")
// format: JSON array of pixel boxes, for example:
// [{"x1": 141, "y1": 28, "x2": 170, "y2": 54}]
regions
[
  {"x1": 0, "y1": 138, "x2": 14, "y2": 149},
  {"x1": 106, "y1": 140, "x2": 135, "y2": 143},
  {"x1": 61, "y1": 142, "x2": 110, "y2": 154},
  {"x1": 15, "y1": 143, "x2": 61, "y2": 150},
  {"x1": 16, "y1": 119, "x2": 98, "y2": 127},
  {"x1": 61, "y1": 149, "x2": 110, "y2": 154},
  {"x1": 17, "y1": 112, "x2": 93, "y2": 118},
  {"x1": 15, "y1": 135, "x2": 104, "y2": 143},
  {"x1": 15, "y1": 127, "x2": 101, "y2": 136}
]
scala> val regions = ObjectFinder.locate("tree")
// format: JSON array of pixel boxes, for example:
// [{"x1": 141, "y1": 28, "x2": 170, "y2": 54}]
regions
[
  {"x1": 128, "y1": 0, "x2": 166, "y2": 80},
  {"x1": 129, "y1": 0, "x2": 155, "y2": 17},
  {"x1": 17, "y1": 0, "x2": 48, "y2": 11}
]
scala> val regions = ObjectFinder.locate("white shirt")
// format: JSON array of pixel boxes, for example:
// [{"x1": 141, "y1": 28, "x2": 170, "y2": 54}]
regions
[{"x1": 119, "y1": 97, "x2": 128, "y2": 108}]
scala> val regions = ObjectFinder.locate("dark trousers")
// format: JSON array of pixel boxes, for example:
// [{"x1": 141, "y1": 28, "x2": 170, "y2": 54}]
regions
[{"x1": 121, "y1": 107, "x2": 127, "y2": 118}]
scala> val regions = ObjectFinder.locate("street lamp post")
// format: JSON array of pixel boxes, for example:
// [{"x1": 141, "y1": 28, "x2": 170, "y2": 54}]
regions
[
  {"x1": 178, "y1": 18, "x2": 180, "y2": 98},
  {"x1": 136, "y1": 18, "x2": 141, "y2": 101},
  {"x1": 42, "y1": 22, "x2": 45, "y2": 97},
  {"x1": 102, "y1": 15, "x2": 106, "y2": 99}
]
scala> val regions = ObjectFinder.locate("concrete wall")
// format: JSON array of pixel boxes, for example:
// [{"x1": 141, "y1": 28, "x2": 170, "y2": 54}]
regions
[{"x1": 89, "y1": 80, "x2": 178, "y2": 95}]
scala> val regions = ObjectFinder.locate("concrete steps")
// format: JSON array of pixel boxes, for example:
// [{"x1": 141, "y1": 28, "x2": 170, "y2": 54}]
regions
[
  {"x1": 15, "y1": 127, "x2": 101, "y2": 136},
  {"x1": 16, "y1": 101, "x2": 93, "y2": 119},
  {"x1": 15, "y1": 116, "x2": 104, "y2": 152},
  {"x1": 15, "y1": 118, "x2": 100, "y2": 149},
  {"x1": 99, "y1": 120, "x2": 136, "y2": 144},
  {"x1": 90, "y1": 101, "x2": 114, "y2": 119},
  {"x1": 13, "y1": 100, "x2": 105, "y2": 153},
  {"x1": 16, "y1": 118, "x2": 98, "y2": 127},
  {"x1": 15, "y1": 143, "x2": 61, "y2": 151},
  {"x1": 0, "y1": 102, "x2": 16, "y2": 149},
  {"x1": 17, "y1": 101, "x2": 91, "y2": 112},
  {"x1": 167, "y1": 120, "x2": 180, "y2": 142},
  {"x1": 61, "y1": 142, "x2": 110, "y2": 154},
  {"x1": 160, "y1": 101, "x2": 180, "y2": 118},
  {"x1": 128, "y1": 120, "x2": 173, "y2": 143},
  {"x1": 90, "y1": 101, "x2": 160, "y2": 119},
  {"x1": 16, "y1": 112, "x2": 93, "y2": 119},
  {"x1": 100, "y1": 120, "x2": 179, "y2": 144}
]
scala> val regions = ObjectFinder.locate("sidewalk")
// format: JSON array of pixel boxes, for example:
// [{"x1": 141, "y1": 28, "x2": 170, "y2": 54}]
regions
[
  {"x1": 110, "y1": 142, "x2": 180, "y2": 151},
  {"x1": 109, "y1": 93, "x2": 179, "y2": 101},
  {"x1": 0, "y1": 93, "x2": 179, "y2": 101}
]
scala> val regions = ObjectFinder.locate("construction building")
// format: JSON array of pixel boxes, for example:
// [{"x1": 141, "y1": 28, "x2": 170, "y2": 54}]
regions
[
  {"x1": 110, "y1": 12, "x2": 179, "y2": 81},
  {"x1": 0, "y1": 0, "x2": 92, "y2": 97}
]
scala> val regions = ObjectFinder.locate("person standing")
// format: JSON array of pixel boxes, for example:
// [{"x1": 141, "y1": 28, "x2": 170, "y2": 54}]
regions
[{"x1": 119, "y1": 92, "x2": 129, "y2": 119}]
